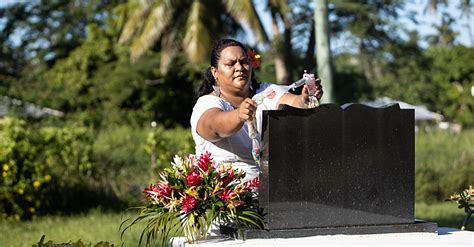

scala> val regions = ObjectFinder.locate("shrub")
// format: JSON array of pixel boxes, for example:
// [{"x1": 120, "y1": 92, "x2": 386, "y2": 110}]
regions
[
  {"x1": 88, "y1": 124, "x2": 194, "y2": 206},
  {"x1": 34, "y1": 235, "x2": 113, "y2": 247},
  {"x1": 415, "y1": 129, "x2": 474, "y2": 202},
  {"x1": 0, "y1": 117, "x2": 94, "y2": 220}
]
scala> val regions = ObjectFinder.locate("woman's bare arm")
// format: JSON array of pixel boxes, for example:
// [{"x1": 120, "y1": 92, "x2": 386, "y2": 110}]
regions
[
  {"x1": 277, "y1": 84, "x2": 323, "y2": 108},
  {"x1": 196, "y1": 98, "x2": 257, "y2": 142}
]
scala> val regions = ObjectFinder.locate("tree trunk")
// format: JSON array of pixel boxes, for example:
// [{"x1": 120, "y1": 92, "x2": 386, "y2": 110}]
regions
[
  {"x1": 304, "y1": 19, "x2": 316, "y2": 70},
  {"x1": 282, "y1": 13, "x2": 293, "y2": 84},
  {"x1": 315, "y1": 0, "x2": 334, "y2": 103},
  {"x1": 269, "y1": 0, "x2": 292, "y2": 85}
]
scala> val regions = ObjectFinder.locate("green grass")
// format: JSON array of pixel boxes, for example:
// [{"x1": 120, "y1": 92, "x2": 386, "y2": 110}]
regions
[
  {"x1": 415, "y1": 128, "x2": 474, "y2": 202},
  {"x1": 1, "y1": 202, "x2": 472, "y2": 246},
  {"x1": 0, "y1": 208, "x2": 146, "y2": 247},
  {"x1": 415, "y1": 128, "x2": 474, "y2": 172},
  {"x1": 415, "y1": 202, "x2": 473, "y2": 231}
]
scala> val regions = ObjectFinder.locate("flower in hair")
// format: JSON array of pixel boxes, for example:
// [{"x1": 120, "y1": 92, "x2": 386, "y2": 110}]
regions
[{"x1": 247, "y1": 48, "x2": 261, "y2": 69}]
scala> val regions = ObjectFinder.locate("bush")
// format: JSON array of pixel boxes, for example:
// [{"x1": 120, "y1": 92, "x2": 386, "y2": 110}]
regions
[
  {"x1": 33, "y1": 235, "x2": 113, "y2": 247},
  {"x1": 0, "y1": 118, "x2": 196, "y2": 219},
  {"x1": 0, "y1": 117, "x2": 94, "y2": 220},
  {"x1": 415, "y1": 129, "x2": 474, "y2": 202},
  {"x1": 88, "y1": 124, "x2": 194, "y2": 206}
]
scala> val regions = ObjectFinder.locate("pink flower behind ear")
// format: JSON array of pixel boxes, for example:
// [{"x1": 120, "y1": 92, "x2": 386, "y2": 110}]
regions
[{"x1": 247, "y1": 48, "x2": 261, "y2": 69}]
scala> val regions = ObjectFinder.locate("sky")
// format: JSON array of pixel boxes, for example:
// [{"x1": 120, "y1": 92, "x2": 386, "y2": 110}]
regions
[
  {"x1": 251, "y1": 1, "x2": 473, "y2": 50},
  {"x1": 401, "y1": 0, "x2": 473, "y2": 47},
  {"x1": 1, "y1": 0, "x2": 473, "y2": 49}
]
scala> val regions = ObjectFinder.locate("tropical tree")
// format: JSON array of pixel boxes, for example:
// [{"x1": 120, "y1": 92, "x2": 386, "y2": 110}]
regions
[
  {"x1": 267, "y1": 0, "x2": 294, "y2": 84},
  {"x1": 115, "y1": 0, "x2": 268, "y2": 72},
  {"x1": 424, "y1": 0, "x2": 473, "y2": 47},
  {"x1": 314, "y1": 0, "x2": 334, "y2": 103},
  {"x1": 331, "y1": 1, "x2": 404, "y2": 82},
  {"x1": 426, "y1": 13, "x2": 459, "y2": 48},
  {"x1": 460, "y1": 0, "x2": 473, "y2": 45}
]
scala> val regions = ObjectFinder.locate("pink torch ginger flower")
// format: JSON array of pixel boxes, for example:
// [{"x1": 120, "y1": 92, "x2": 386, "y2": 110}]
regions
[
  {"x1": 220, "y1": 169, "x2": 234, "y2": 185},
  {"x1": 245, "y1": 177, "x2": 260, "y2": 190},
  {"x1": 182, "y1": 195, "x2": 197, "y2": 213},
  {"x1": 211, "y1": 160, "x2": 218, "y2": 169},
  {"x1": 144, "y1": 182, "x2": 172, "y2": 204},
  {"x1": 186, "y1": 171, "x2": 202, "y2": 186},
  {"x1": 198, "y1": 151, "x2": 212, "y2": 172},
  {"x1": 219, "y1": 188, "x2": 237, "y2": 201},
  {"x1": 143, "y1": 182, "x2": 171, "y2": 197}
]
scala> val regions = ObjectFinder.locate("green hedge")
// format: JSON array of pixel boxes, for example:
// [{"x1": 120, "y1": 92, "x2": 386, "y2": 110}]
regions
[
  {"x1": 3, "y1": 115, "x2": 472, "y2": 219},
  {"x1": 415, "y1": 129, "x2": 474, "y2": 202},
  {"x1": 0, "y1": 117, "x2": 194, "y2": 220},
  {"x1": 0, "y1": 117, "x2": 94, "y2": 220}
]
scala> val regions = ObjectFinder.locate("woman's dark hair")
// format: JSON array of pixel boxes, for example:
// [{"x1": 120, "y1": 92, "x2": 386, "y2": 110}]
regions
[{"x1": 197, "y1": 38, "x2": 259, "y2": 97}]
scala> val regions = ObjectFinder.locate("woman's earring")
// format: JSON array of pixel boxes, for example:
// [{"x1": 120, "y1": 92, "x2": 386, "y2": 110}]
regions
[{"x1": 212, "y1": 85, "x2": 221, "y2": 96}]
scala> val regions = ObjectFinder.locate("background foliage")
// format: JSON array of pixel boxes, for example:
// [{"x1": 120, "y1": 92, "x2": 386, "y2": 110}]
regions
[{"x1": 0, "y1": 0, "x2": 472, "y2": 243}]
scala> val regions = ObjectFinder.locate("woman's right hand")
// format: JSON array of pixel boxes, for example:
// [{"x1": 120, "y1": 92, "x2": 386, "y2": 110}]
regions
[{"x1": 237, "y1": 98, "x2": 257, "y2": 122}]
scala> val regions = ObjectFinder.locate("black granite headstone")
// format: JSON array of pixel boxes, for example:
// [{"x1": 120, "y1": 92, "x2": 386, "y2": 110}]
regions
[{"x1": 222, "y1": 103, "x2": 437, "y2": 239}]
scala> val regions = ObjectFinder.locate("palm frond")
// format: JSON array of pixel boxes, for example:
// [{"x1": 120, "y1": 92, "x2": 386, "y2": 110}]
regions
[
  {"x1": 130, "y1": 0, "x2": 175, "y2": 62},
  {"x1": 160, "y1": 28, "x2": 181, "y2": 73},
  {"x1": 224, "y1": 0, "x2": 269, "y2": 44},
  {"x1": 182, "y1": 0, "x2": 212, "y2": 64},
  {"x1": 120, "y1": 206, "x2": 182, "y2": 247},
  {"x1": 118, "y1": 0, "x2": 153, "y2": 44}
]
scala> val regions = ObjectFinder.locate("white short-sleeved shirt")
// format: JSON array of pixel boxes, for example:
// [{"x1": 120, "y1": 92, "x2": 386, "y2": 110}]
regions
[{"x1": 190, "y1": 83, "x2": 287, "y2": 179}]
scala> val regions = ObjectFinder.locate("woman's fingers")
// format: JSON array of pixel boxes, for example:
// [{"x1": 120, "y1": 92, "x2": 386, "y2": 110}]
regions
[
  {"x1": 303, "y1": 82, "x2": 324, "y2": 101},
  {"x1": 239, "y1": 98, "x2": 257, "y2": 121}
]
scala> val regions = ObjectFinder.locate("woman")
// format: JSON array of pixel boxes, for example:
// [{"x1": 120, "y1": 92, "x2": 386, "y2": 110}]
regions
[{"x1": 191, "y1": 38, "x2": 323, "y2": 180}]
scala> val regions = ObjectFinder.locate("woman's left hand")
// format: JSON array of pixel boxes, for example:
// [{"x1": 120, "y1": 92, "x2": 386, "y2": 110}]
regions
[{"x1": 301, "y1": 80, "x2": 323, "y2": 104}]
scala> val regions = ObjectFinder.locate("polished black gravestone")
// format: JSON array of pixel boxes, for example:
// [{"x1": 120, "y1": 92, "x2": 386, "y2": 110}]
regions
[{"x1": 222, "y1": 103, "x2": 437, "y2": 239}]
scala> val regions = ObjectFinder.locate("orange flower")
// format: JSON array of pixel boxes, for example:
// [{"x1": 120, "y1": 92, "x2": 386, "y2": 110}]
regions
[{"x1": 247, "y1": 48, "x2": 261, "y2": 69}]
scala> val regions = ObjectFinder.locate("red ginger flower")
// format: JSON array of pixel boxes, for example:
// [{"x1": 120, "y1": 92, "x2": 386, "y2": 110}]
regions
[
  {"x1": 219, "y1": 188, "x2": 237, "y2": 201},
  {"x1": 182, "y1": 195, "x2": 197, "y2": 213},
  {"x1": 144, "y1": 182, "x2": 171, "y2": 198},
  {"x1": 186, "y1": 171, "x2": 202, "y2": 186},
  {"x1": 198, "y1": 151, "x2": 212, "y2": 172},
  {"x1": 245, "y1": 177, "x2": 260, "y2": 190},
  {"x1": 220, "y1": 168, "x2": 234, "y2": 185},
  {"x1": 247, "y1": 48, "x2": 261, "y2": 69}
]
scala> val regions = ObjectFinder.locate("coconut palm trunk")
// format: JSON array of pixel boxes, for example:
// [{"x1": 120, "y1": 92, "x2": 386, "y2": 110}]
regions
[
  {"x1": 315, "y1": 0, "x2": 334, "y2": 103},
  {"x1": 268, "y1": 0, "x2": 293, "y2": 85}
]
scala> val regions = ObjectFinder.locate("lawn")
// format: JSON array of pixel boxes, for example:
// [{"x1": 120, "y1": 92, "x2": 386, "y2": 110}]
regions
[
  {"x1": 0, "y1": 208, "x2": 143, "y2": 247},
  {"x1": 1, "y1": 202, "x2": 472, "y2": 246},
  {"x1": 415, "y1": 202, "x2": 473, "y2": 231}
]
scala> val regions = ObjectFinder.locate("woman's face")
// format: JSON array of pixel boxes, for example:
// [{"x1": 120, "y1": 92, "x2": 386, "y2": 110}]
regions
[{"x1": 212, "y1": 46, "x2": 252, "y2": 97}]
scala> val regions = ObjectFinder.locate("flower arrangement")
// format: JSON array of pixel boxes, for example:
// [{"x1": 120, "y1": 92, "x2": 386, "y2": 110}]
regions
[
  {"x1": 446, "y1": 185, "x2": 473, "y2": 230},
  {"x1": 120, "y1": 152, "x2": 264, "y2": 246}
]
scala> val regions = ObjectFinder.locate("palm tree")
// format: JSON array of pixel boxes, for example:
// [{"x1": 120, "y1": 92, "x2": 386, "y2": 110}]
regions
[
  {"x1": 314, "y1": 0, "x2": 334, "y2": 103},
  {"x1": 426, "y1": 13, "x2": 459, "y2": 48},
  {"x1": 267, "y1": 0, "x2": 293, "y2": 84},
  {"x1": 115, "y1": 0, "x2": 268, "y2": 72},
  {"x1": 460, "y1": 0, "x2": 473, "y2": 46},
  {"x1": 424, "y1": 0, "x2": 473, "y2": 47}
]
